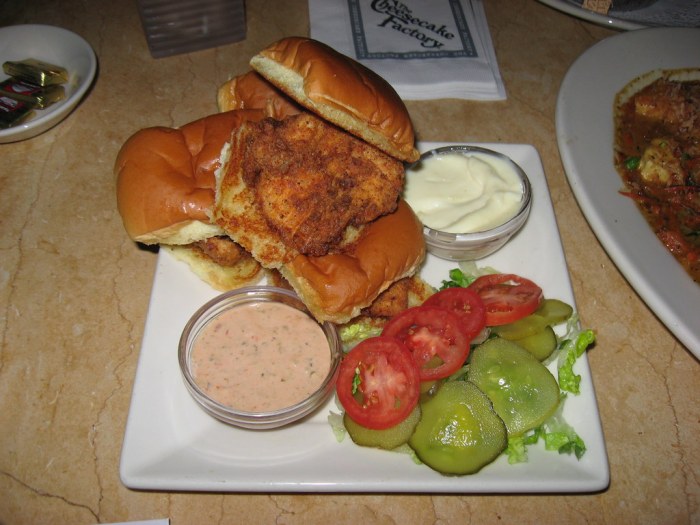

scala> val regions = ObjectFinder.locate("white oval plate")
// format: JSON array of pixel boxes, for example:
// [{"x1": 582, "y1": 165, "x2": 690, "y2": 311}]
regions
[
  {"x1": 537, "y1": 0, "x2": 700, "y2": 30},
  {"x1": 556, "y1": 27, "x2": 700, "y2": 356}
]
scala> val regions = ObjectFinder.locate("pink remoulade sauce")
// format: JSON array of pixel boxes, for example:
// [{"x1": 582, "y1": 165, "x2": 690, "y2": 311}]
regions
[{"x1": 190, "y1": 301, "x2": 332, "y2": 413}]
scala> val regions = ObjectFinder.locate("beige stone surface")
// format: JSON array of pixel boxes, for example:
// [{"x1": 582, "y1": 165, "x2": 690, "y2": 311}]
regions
[{"x1": 1, "y1": 0, "x2": 698, "y2": 524}]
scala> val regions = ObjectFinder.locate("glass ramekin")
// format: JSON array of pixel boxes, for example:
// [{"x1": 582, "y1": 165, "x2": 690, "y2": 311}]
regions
[
  {"x1": 179, "y1": 286, "x2": 341, "y2": 430},
  {"x1": 406, "y1": 145, "x2": 532, "y2": 261}
]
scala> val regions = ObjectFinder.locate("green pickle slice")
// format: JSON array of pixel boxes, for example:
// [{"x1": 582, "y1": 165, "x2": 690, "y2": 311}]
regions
[
  {"x1": 536, "y1": 298, "x2": 574, "y2": 325},
  {"x1": 468, "y1": 337, "x2": 560, "y2": 437},
  {"x1": 515, "y1": 325, "x2": 558, "y2": 361},
  {"x1": 408, "y1": 381, "x2": 507, "y2": 475},
  {"x1": 344, "y1": 405, "x2": 421, "y2": 450},
  {"x1": 491, "y1": 314, "x2": 548, "y2": 340},
  {"x1": 491, "y1": 299, "x2": 573, "y2": 361}
]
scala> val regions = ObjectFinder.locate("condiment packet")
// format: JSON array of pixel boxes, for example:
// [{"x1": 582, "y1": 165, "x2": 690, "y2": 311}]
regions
[
  {"x1": 3, "y1": 58, "x2": 68, "y2": 87},
  {"x1": 0, "y1": 95, "x2": 35, "y2": 129},
  {"x1": 0, "y1": 78, "x2": 65, "y2": 108}
]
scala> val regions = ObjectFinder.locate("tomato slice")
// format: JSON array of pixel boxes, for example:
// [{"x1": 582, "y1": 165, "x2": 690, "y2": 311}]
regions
[
  {"x1": 422, "y1": 287, "x2": 486, "y2": 342},
  {"x1": 336, "y1": 336, "x2": 420, "y2": 430},
  {"x1": 382, "y1": 306, "x2": 470, "y2": 381},
  {"x1": 468, "y1": 273, "x2": 543, "y2": 326}
]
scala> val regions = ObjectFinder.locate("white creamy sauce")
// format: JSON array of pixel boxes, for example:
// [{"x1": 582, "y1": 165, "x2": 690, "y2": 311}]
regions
[{"x1": 404, "y1": 152, "x2": 524, "y2": 233}]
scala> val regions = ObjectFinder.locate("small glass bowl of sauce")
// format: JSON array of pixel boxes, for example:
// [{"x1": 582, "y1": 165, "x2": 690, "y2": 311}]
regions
[
  {"x1": 403, "y1": 145, "x2": 532, "y2": 261},
  {"x1": 179, "y1": 286, "x2": 341, "y2": 430}
]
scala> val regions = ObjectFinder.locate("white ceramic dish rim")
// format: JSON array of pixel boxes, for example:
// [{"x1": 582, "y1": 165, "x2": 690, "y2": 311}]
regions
[
  {"x1": 537, "y1": 0, "x2": 700, "y2": 31},
  {"x1": 119, "y1": 142, "x2": 609, "y2": 493},
  {"x1": 537, "y1": 0, "x2": 645, "y2": 30},
  {"x1": 0, "y1": 24, "x2": 97, "y2": 143},
  {"x1": 555, "y1": 27, "x2": 700, "y2": 356}
]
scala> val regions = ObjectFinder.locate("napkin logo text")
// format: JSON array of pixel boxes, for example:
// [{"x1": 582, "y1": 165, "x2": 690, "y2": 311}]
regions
[
  {"x1": 371, "y1": 0, "x2": 453, "y2": 49},
  {"x1": 348, "y1": 0, "x2": 477, "y2": 60}
]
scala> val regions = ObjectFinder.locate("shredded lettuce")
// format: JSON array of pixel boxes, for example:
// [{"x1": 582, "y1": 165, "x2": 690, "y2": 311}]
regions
[
  {"x1": 327, "y1": 411, "x2": 346, "y2": 443},
  {"x1": 440, "y1": 267, "x2": 475, "y2": 289},
  {"x1": 540, "y1": 397, "x2": 587, "y2": 459},
  {"x1": 439, "y1": 262, "x2": 499, "y2": 290},
  {"x1": 557, "y1": 316, "x2": 596, "y2": 395},
  {"x1": 338, "y1": 319, "x2": 383, "y2": 352},
  {"x1": 505, "y1": 428, "x2": 542, "y2": 463},
  {"x1": 459, "y1": 260, "x2": 500, "y2": 279},
  {"x1": 505, "y1": 396, "x2": 587, "y2": 463}
]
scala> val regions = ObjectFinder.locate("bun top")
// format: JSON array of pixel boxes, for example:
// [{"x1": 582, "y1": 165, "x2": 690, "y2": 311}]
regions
[
  {"x1": 250, "y1": 37, "x2": 419, "y2": 163},
  {"x1": 217, "y1": 70, "x2": 303, "y2": 119},
  {"x1": 115, "y1": 109, "x2": 265, "y2": 244}
]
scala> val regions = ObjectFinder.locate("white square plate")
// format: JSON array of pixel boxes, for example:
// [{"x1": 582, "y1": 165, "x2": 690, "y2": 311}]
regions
[{"x1": 120, "y1": 143, "x2": 609, "y2": 492}]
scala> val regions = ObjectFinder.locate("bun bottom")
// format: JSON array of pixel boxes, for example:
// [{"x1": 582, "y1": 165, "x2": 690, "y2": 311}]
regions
[
  {"x1": 133, "y1": 220, "x2": 225, "y2": 246},
  {"x1": 163, "y1": 244, "x2": 263, "y2": 291}
]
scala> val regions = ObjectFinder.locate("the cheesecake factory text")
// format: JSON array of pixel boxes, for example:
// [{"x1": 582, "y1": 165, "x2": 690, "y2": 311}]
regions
[{"x1": 371, "y1": 0, "x2": 455, "y2": 49}]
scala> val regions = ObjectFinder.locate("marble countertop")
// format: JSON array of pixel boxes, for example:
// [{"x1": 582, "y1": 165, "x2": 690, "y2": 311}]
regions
[{"x1": 1, "y1": 0, "x2": 697, "y2": 523}]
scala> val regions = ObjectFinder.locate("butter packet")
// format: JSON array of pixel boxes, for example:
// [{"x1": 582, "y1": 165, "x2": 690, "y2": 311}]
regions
[
  {"x1": 0, "y1": 78, "x2": 65, "y2": 108},
  {"x1": 3, "y1": 58, "x2": 68, "y2": 87},
  {"x1": 0, "y1": 95, "x2": 35, "y2": 129}
]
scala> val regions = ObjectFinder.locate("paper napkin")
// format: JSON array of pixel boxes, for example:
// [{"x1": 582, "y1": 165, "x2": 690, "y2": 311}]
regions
[{"x1": 308, "y1": 0, "x2": 506, "y2": 101}]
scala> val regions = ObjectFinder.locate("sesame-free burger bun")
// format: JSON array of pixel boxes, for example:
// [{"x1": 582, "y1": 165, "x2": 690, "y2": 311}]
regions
[
  {"x1": 280, "y1": 200, "x2": 426, "y2": 324},
  {"x1": 115, "y1": 109, "x2": 265, "y2": 245},
  {"x1": 162, "y1": 243, "x2": 263, "y2": 291},
  {"x1": 217, "y1": 70, "x2": 303, "y2": 120},
  {"x1": 212, "y1": 113, "x2": 425, "y2": 322},
  {"x1": 250, "y1": 37, "x2": 420, "y2": 163}
]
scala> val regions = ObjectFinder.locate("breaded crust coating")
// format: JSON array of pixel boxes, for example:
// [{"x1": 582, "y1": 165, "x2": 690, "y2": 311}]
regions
[
  {"x1": 190, "y1": 236, "x2": 250, "y2": 267},
  {"x1": 246, "y1": 113, "x2": 404, "y2": 255},
  {"x1": 215, "y1": 113, "x2": 405, "y2": 266}
]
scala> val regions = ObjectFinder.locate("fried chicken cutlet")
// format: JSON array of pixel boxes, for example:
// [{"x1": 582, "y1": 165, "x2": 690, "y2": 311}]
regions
[
  {"x1": 190, "y1": 235, "x2": 253, "y2": 267},
  {"x1": 214, "y1": 112, "x2": 405, "y2": 267},
  {"x1": 162, "y1": 235, "x2": 263, "y2": 291}
]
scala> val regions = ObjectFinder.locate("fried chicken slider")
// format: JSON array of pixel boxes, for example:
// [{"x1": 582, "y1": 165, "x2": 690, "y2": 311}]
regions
[
  {"x1": 214, "y1": 37, "x2": 425, "y2": 323},
  {"x1": 115, "y1": 109, "x2": 267, "y2": 290},
  {"x1": 115, "y1": 37, "x2": 426, "y2": 322}
]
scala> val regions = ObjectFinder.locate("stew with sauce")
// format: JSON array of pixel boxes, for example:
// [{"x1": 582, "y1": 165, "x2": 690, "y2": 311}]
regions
[{"x1": 614, "y1": 70, "x2": 700, "y2": 283}]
